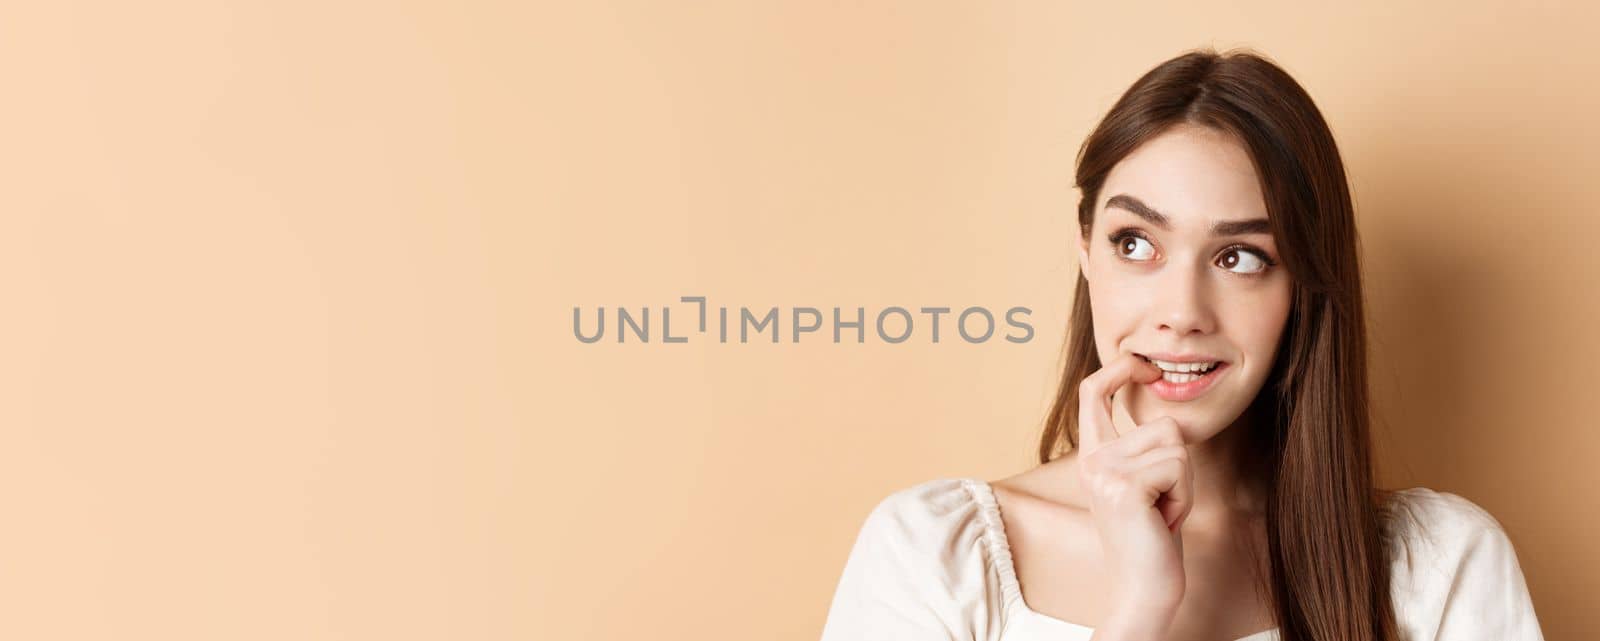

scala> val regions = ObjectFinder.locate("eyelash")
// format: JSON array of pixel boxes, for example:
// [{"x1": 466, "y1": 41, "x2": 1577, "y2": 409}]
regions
[{"x1": 1105, "y1": 227, "x2": 1279, "y2": 277}]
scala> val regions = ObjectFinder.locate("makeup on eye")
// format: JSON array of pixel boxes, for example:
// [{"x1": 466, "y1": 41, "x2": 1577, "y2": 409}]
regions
[{"x1": 1105, "y1": 227, "x2": 1278, "y2": 276}]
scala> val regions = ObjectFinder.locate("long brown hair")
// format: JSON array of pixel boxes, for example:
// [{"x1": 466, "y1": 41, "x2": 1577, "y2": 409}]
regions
[{"x1": 1039, "y1": 48, "x2": 1402, "y2": 641}]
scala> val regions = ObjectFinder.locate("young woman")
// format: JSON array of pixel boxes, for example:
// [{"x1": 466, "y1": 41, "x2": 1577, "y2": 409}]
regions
[{"x1": 818, "y1": 49, "x2": 1545, "y2": 641}]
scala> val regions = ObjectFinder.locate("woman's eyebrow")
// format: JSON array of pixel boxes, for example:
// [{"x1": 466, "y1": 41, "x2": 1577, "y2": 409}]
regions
[{"x1": 1105, "y1": 193, "x2": 1270, "y2": 236}]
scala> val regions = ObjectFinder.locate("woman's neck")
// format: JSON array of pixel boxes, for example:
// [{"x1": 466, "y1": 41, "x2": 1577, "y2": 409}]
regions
[{"x1": 1184, "y1": 415, "x2": 1268, "y2": 532}]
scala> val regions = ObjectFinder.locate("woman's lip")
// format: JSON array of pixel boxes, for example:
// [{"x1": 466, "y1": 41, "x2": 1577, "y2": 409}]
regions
[{"x1": 1143, "y1": 361, "x2": 1230, "y2": 402}]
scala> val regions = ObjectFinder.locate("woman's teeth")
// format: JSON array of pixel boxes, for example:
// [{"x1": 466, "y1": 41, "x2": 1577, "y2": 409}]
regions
[
  {"x1": 1139, "y1": 355, "x2": 1220, "y2": 382},
  {"x1": 1160, "y1": 369, "x2": 1209, "y2": 384}
]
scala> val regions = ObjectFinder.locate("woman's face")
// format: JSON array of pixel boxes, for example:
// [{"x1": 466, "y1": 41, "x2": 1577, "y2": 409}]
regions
[{"x1": 1077, "y1": 124, "x2": 1293, "y2": 443}]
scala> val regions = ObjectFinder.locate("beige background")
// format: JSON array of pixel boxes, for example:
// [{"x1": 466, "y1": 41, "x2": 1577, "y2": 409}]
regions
[{"x1": 2, "y1": 1, "x2": 1596, "y2": 640}]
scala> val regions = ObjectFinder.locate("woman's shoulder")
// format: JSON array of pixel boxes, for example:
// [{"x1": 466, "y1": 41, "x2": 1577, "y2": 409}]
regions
[
  {"x1": 1380, "y1": 485, "x2": 1513, "y2": 552},
  {"x1": 854, "y1": 477, "x2": 1001, "y2": 549},
  {"x1": 1378, "y1": 486, "x2": 1545, "y2": 638},
  {"x1": 843, "y1": 476, "x2": 1016, "y2": 582},
  {"x1": 821, "y1": 477, "x2": 1015, "y2": 640},
  {"x1": 1380, "y1": 486, "x2": 1526, "y2": 588}
]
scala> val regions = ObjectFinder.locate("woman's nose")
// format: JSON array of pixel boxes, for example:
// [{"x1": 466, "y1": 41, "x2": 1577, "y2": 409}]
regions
[{"x1": 1150, "y1": 264, "x2": 1217, "y2": 336}]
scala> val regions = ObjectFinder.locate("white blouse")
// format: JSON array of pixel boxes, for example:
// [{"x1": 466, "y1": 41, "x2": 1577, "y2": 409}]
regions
[{"x1": 819, "y1": 478, "x2": 1545, "y2": 641}]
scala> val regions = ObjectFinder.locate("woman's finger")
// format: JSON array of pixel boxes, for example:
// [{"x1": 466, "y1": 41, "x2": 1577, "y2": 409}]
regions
[
  {"x1": 1124, "y1": 445, "x2": 1193, "y2": 530},
  {"x1": 1077, "y1": 352, "x2": 1163, "y2": 453},
  {"x1": 1131, "y1": 456, "x2": 1192, "y2": 532},
  {"x1": 1103, "y1": 415, "x2": 1186, "y2": 459}
]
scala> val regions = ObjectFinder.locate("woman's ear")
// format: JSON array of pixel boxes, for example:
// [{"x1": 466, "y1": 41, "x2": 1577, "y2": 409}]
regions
[{"x1": 1077, "y1": 235, "x2": 1091, "y2": 283}]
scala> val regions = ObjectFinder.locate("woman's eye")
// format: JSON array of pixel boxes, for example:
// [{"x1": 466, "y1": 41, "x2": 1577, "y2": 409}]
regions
[
  {"x1": 1113, "y1": 234, "x2": 1156, "y2": 261},
  {"x1": 1218, "y1": 248, "x2": 1269, "y2": 275},
  {"x1": 1109, "y1": 231, "x2": 1275, "y2": 276}
]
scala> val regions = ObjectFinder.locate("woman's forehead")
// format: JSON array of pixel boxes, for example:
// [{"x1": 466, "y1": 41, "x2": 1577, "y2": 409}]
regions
[{"x1": 1100, "y1": 127, "x2": 1268, "y2": 229}]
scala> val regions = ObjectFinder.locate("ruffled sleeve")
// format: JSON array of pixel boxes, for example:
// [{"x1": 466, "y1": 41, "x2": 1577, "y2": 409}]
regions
[
  {"x1": 818, "y1": 478, "x2": 1009, "y2": 641},
  {"x1": 1385, "y1": 488, "x2": 1546, "y2": 641}
]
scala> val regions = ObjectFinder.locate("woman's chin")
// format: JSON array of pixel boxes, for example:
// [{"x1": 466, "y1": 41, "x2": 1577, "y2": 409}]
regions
[{"x1": 1127, "y1": 392, "x2": 1218, "y2": 431}]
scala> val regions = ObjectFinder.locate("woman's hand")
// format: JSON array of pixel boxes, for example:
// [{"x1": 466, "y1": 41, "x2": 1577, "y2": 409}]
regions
[{"x1": 1076, "y1": 352, "x2": 1194, "y2": 635}]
